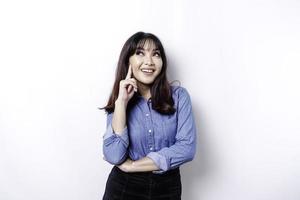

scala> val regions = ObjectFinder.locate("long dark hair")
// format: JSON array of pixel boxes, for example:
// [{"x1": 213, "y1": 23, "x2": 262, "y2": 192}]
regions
[{"x1": 100, "y1": 31, "x2": 176, "y2": 115}]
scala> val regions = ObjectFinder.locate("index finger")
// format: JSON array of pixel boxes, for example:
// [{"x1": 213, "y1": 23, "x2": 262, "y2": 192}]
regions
[{"x1": 125, "y1": 64, "x2": 132, "y2": 79}]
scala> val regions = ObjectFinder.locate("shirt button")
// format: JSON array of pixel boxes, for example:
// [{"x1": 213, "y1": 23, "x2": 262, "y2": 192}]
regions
[
  {"x1": 150, "y1": 147, "x2": 153, "y2": 151},
  {"x1": 148, "y1": 129, "x2": 152, "y2": 133},
  {"x1": 146, "y1": 113, "x2": 149, "y2": 117}
]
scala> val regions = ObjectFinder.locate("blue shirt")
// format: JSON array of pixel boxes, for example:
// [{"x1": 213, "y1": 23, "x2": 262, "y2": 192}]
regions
[{"x1": 102, "y1": 85, "x2": 197, "y2": 172}]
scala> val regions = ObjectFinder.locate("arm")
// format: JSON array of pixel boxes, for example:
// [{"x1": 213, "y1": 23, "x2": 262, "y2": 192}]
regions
[
  {"x1": 103, "y1": 98, "x2": 134, "y2": 165},
  {"x1": 117, "y1": 157, "x2": 159, "y2": 172},
  {"x1": 102, "y1": 65, "x2": 138, "y2": 165},
  {"x1": 112, "y1": 99, "x2": 127, "y2": 134},
  {"x1": 118, "y1": 87, "x2": 197, "y2": 173},
  {"x1": 146, "y1": 87, "x2": 197, "y2": 172}
]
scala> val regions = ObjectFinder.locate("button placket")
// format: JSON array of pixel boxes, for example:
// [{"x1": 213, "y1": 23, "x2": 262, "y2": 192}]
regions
[{"x1": 146, "y1": 99, "x2": 154, "y2": 152}]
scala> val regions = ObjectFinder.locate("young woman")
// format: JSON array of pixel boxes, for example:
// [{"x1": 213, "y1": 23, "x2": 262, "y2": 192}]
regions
[{"x1": 101, "y1": 32, "x2": 197, "y2": 200}]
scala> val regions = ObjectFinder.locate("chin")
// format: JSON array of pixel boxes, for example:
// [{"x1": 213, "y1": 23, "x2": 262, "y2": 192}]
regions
[
  {"x1": 135, "y1": 76, "x2": 156, "y2": 84},
  {"x1": 140, "y1": 81, "x2": 154, "y2": 85},
  {"x1": 136, "y1": 78, "x2": 155, "y2": 85}
]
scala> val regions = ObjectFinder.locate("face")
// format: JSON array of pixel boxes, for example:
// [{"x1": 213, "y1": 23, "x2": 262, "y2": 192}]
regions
[{"x1": 129, "y1": 39, "x2": 163, "y2": 87}]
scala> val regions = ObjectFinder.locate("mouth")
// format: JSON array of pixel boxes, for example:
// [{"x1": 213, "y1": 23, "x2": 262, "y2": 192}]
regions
[{"x1": 141, "y1": 68, "x2": 155, "y2": 75}]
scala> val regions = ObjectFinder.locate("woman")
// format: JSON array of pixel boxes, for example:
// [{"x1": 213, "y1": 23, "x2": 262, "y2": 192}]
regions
[{"x1": 101, "y1": 31, "x2": 197, "y2": 200}]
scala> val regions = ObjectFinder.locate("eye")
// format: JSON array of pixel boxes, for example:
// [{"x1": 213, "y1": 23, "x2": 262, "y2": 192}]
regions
[
  {"x1": 135, "y1": 50, "x2": 144, "y2": 56},
  {"x1": 153, "y1": 51, "x2": 161, "y2": 57}
]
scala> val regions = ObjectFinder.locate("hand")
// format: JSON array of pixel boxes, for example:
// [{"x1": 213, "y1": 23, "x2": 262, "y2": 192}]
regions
[
  {"x1": 117, "y1": 64, "x2": 138, "y2": 104},
  {"x1": 117, "y1": 159, "x2": 134, "y2": 173}
]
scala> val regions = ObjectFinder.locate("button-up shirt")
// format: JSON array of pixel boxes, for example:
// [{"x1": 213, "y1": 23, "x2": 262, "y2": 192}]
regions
[{"x1": 103, "y1": 86, "x2": 197, "y2": 172}]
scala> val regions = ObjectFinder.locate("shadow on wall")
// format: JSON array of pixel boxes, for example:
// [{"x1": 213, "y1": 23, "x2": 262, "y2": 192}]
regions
[
  {"x1": 167, "y1": 53, "x2": 217, "y2": 199},
  {"x1": 181, "y1": 97, "x2": 217, "y2": 200},
  {"x1": 180, "y1": 99, "x2": 216, "y2": 200}
]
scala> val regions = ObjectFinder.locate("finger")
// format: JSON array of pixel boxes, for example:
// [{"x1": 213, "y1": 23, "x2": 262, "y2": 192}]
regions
[
  {"x1": 125, "y1": 64, "x2": 132, "y2": 80},
  {"x1": 128, "y1": 79, "x2": 138, "y2": 89},
  {"x1": 123, "y1": 79, "x2": 138, "y2": 90},
  {"x1": 129, "y1": 78, "x2": 137, "y2": 84},
  {"x1": 128, "y1": 83, "x2": 138, "y2": 93},
  {"x1": 128, "y1": 82, "x2": 138, "y2": 92},
  {"x1": 127, "y1": 84, "x2": 133, "y2": 93},
  {"x1": 120, "y1": 79, "x2": 138, "y2": 93}
]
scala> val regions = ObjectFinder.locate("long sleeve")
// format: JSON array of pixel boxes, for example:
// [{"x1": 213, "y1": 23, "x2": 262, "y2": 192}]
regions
[
  {"x1": 102, "y1": 112, "x2": 129, "y2": 165},
  {"x1": 147, "y1": 87, "x2": 197, "y2": 172}
]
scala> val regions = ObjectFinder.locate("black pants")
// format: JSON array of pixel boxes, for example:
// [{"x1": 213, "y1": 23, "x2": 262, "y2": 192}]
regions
[{"x1": 103, "y1": 166, "x2": 181, "y2": 200}]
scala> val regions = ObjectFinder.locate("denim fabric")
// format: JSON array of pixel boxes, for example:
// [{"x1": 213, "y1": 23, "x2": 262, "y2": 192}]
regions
[
  {"x1": 103, "y1": 166, "x2": 181, "y2": 200},
  {"x1": 103, "y1": 86, "x2": 197, "y2": 172}
]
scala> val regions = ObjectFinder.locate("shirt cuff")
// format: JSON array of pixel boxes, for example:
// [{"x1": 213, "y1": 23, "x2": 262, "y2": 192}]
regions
[
  {"x1": 147, "y1": 152, "x2": 169, "y2": 172},
  {"x1": 103, "y1": 124, "x2": 129, "y2": 146}
]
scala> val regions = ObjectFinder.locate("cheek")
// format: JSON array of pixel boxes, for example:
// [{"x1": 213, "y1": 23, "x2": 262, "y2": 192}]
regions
[
  {"x1": 154, "y1": 58, "x2": 163, "y2": 67},
  {"x1": 156, "y1": 67, "x2": 163, "y2": 75},
  {"x1": 155, "y1": 60, "x2": 163, "y2": 72},
  {"x1": 132, "y1": 69, "x2": 140, "y2": 78},
  {"x1": 130, "y1": 56, "x2": 141, "y2": 65},
  {"x1": 129, "y1": 57, "x2": 141, "y2": 72}
]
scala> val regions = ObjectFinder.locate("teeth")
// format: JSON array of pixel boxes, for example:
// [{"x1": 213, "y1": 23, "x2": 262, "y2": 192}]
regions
[{"x1": 141, "y1": 69, "x2": 154, "y2": 73}]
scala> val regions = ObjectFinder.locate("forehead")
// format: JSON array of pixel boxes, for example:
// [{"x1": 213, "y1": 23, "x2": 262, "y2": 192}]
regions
[{"x1": 136, "y1": 39, "x2": 159, "y2": 51}]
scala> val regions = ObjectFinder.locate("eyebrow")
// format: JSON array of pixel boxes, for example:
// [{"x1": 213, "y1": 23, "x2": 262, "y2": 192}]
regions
[{"x1": 136, "y1": 47, "x2": 160, "y2": 52}]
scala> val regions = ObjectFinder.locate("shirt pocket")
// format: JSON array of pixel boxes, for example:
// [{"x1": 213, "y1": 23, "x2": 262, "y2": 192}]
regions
[{"x1": 162, "y1": 115, "x2": 177, "y2": 146}]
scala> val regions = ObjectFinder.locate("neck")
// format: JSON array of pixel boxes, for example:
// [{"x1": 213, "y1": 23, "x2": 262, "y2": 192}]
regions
[{"x1": 137, "y1": 82, "x2": 151, "y2": 100}]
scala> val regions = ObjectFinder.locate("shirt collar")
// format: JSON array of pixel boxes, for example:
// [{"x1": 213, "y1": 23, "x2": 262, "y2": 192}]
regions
[{"x1": 136, "y1": 93, "x2": 152, "y2": 104}]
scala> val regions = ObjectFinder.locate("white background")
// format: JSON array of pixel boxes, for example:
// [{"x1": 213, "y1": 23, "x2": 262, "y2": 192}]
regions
[{"x1": 1, "y1": 0, "x2": 300, "y2": 199}]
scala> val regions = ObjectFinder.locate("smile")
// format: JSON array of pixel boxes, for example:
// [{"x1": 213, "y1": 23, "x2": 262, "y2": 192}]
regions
[
  {"x1": 141, "y1": 69, "x2": 155, "y2": 74},
  {"x1": 141, "y1": 69, "x2": 154, "y2": 72}
]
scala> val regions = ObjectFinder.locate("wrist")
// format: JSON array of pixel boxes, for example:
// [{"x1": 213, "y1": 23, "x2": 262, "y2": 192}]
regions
[
  {"x1": 130, "y1": 161, "x2": 136, "y2": 172},
  {"x1": 115, "y1": 98, "x2": 128, "y2": 107}
]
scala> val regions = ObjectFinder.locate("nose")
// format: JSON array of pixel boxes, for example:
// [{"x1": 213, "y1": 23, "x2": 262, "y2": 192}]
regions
[{"x1": 144, "y1": 55, "x2": 154, "y2": 66}]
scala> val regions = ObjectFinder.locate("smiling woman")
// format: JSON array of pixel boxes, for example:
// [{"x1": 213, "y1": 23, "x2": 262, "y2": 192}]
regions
[
  {"x1": 129, "y1": 40, "x2": 163, "y2": 87},
  {"x1": 100, "y1": 32, "x2": 197, "y2": 200}
]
